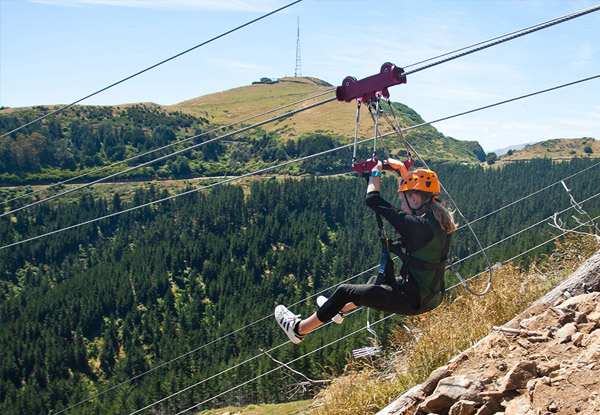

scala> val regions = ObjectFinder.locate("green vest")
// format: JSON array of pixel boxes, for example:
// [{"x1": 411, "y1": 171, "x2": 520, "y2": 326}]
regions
[{"x1": 405, "y1": 214, "x2": 450, "y2": 311}]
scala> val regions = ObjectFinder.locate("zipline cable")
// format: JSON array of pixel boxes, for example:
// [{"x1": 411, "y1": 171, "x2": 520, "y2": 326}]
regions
[
  {"x1": 0, "y1": 88, "x2": 335, "y2": 209},
  {"x1": 1, "y1": 1, "x2": 597, "y2": 199},
  {"x1": 383, "y1": 74, "x2": 600, "y2": 141},
  {"x1": 0, "y1": 0, "x2": 305, "y2": 139},
  {"x1": 403, "y1": 4, "x2": 600, "y2": 77},
  {"x1": 451, "y1": 190, "x2": 600, "y2": 267},
  {"x1": 447, "y1": 213, "x2": 600, "y2": 292},
  {"x1": 162, "y1": 214, "x2": 600, "y2": 415},
  {"x1": 53, "y1": 266, "x2": 376, "y2": 415},
  {"x1": 4, "y1": 5, "x2": 598, "y2": 211},
  {"x1": 403, "y1": 6, "x2": 599, "y2": 71},
  {"x1": 56, "y1": 161, "x2": 600, "y2": 414},
  {"x1": 2, "y1": 74, "x2": 598, "y2": 250},
  {"x1": 0, "y1": 93, "x2": 336, "y2": 218}
]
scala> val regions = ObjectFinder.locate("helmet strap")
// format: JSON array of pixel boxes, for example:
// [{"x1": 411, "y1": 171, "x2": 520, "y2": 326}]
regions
[
  {"x1": 403, "y1": 191, "x2": 431, "y2": 215},
  {"x1": 402, "y1": 191, "x2": 420, "y2": 215}
]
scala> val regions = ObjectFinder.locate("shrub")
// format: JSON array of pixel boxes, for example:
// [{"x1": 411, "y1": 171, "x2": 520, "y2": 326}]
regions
[{"x1": 308, "y1": 235, "x2": 598, "y2": 415}]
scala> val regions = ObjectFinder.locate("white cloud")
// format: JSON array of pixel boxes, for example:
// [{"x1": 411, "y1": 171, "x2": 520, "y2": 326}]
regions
[
  {"x1": 206, "y1": 58, "x2": 264, "y2": 72},
  {"x1": 28, "y1": 0, "x2": 283, "y2": 12},
  {"x1": 552, "y1": 116, "x2": 600, "y2": 129}
]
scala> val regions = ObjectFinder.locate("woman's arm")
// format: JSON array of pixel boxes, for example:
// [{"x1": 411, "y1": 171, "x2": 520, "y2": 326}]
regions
[{"x1": 366, "y1": 160, "x2": 383, "y2": 193}]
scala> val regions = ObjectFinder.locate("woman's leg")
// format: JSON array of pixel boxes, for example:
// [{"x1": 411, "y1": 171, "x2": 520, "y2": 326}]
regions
[
  {"x1": 319, "y1": 278, "x2": 420, "y2": 319},
  {"x1": 298, "y1": 301, "x2": 359, "y2": 335}
]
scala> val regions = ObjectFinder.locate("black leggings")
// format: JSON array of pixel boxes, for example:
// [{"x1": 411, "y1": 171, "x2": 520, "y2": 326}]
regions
[{"x1": 316, "y1": 274, "x2": 423, "y2": 322}]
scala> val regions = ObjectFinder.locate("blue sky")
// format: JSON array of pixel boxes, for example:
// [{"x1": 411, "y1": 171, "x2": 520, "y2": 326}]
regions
[{"x1": 1, "y1": 0, "x2": 599, "y2": 152}]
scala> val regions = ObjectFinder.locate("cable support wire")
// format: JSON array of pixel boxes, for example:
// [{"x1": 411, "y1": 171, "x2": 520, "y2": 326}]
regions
[
  {"x1": 2, "y1": 73, "x2": 598, "y2": 251},
  {"x1": 4, "y1": 4, "x2": 598, "y2": 210},
  {"x1": 447, "y1": 213, "x2": 600, "y2": 293},
  {"x1": 171, "y1": 312, "x2": 390, "y2": 415},
  {"x1": 0, "y1": 88, "x2": 334, "y2": 210},
  {"x1": 402, "y1": 6, "x2": 600, "y2": 71},
  {"x1": 129, "y1": 307, "x2": 364, "y2": 415},
  {"x1": 0, "y1": 90, "x2": 335, "y2": 217},
  {"x1": 455, "y1": 161, "x2": 600, "y2": 231},
  {"x1": 0, "y1": 0, "x2": 305, "y2": 139},
  {"x1": 402, "y1": 5, "x2": 600, "y2": 77},
  {"x1": 54, "y1": 264, "x2": 377, "y2": 415},
  {"x1": 147, "y1": 212, "x2": 600, "y2": 415},
  {"x1": 451, "y1": 190, "x2": 600, "y2": 268},
  {"x1": 57, "y1": 162, "x2": 600, "y2": 413},
  {"x1": 0, "y1": 96, "x2": 338, "y2": 251}
]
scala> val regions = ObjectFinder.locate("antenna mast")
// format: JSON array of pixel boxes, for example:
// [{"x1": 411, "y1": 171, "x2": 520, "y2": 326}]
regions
[{"x1": 294, "y1": 17, "x2": 302, "y2": 77}]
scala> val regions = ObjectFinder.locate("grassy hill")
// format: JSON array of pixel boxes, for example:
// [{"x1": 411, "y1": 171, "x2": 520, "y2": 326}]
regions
[
  {"x1": 168, "y1": 77, "x2": 485, "y2": 163},
  {"x1": 495, "y1": 137, "x2": 598, "y2": 165}
]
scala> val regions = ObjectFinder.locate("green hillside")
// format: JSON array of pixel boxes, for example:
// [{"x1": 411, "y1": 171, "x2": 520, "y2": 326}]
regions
[
  {"x1": 0, "y1": 76, "x2": 485, "y2": 188},
  {"x1": 1, "y1": 158, "x2": 599, "y2": 414},
  {"x1": 1, "y1": 80, "x2": 599, "y2": 414}
]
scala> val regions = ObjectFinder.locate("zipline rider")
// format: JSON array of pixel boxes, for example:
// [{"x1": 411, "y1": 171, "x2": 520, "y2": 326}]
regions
[{"x1": 275, "y1": 160, "x2": 457, "y2": 344}]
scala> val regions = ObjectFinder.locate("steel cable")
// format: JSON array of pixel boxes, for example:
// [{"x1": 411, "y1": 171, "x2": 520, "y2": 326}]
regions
[
  {"x1": 0, "y1": 0, "x2": 305, "y2": 139},
  {"x1": 160, "y1": 214, "x2": 600, "y2": 415}
]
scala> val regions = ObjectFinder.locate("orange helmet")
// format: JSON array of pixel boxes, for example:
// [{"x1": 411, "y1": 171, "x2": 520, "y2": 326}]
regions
[{"x1": 398, "y1": 169, "x2": 441, "y2": 195}]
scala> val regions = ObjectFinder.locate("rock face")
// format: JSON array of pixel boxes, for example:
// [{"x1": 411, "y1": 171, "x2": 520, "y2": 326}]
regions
[{"x1": 377, "y1": 250, "x2": 600, "y2": 415}]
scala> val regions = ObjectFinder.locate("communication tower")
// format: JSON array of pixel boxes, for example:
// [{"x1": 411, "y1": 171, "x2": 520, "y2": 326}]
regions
[{"x1": 294, "y1": 17, "x2": 302, "y2": 77}]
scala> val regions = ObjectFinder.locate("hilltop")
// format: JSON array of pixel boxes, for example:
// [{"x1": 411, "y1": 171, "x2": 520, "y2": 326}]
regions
[
  {"x1": 168, "y1": 77, "x2": 336, "y2": 138},
  {"x1": 494, "y1": 137, "x2": 598, "y2": 165},
  {"x1": 167, "y1": 76, "x2": 486, "y2": 163}
]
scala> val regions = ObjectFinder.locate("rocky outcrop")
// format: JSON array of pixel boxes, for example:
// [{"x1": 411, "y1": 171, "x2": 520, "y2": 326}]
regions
[{"x1": 377, "y1": 249, "x2": 600, "y2": 415}]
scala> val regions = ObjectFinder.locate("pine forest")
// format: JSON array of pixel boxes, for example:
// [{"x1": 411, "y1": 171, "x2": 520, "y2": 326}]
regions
[{"x1": 0, "y1": 104, "x2": 599, "y2": 414}]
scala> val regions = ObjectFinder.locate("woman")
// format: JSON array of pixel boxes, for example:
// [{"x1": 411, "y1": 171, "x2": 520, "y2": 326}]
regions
[{"x1": 275, "y1": 160, "x2": 457, "y2": 344}]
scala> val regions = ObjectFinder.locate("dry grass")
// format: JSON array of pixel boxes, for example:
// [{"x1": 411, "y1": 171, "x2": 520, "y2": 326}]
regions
[
  {"x1": 196, "y1": 400, "x2": 310, "y2": 415},
  {"x1": 307, "y1": 235, "x2": 599, "y2": 415}
]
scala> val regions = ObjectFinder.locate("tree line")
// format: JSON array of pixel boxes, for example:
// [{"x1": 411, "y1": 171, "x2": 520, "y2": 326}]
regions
[
  {"x1": 0, "y1": 101, "x2": 488, "y2": 185},
  {"x1": 0, "y1": 157, "x2": 599, "y2": 413}
]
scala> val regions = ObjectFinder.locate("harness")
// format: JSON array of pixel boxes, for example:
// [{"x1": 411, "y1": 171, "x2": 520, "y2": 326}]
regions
[{"x1": 375, "y1": 211, "x2": 451, "y2": 312}]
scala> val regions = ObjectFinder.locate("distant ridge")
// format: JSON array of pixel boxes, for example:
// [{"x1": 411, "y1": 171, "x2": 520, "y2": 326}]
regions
[
  {"x1": 491, "y1": 142, "x2": 535, "y2": 156},
  {"x1": 495, "y1": 137, "x2": 598, "y2": 164}
]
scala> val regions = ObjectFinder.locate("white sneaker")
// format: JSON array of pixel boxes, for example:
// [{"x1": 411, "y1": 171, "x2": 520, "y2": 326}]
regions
[
  {"x1": 274, "y1": 305, "x2": 305, "y2": 344},
  {"x1": 316, "y1": 295, "x2": 345, "y2": 324}
]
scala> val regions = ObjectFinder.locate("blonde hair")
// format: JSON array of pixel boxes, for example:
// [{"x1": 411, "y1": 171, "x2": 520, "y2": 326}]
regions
[{"x1": 408, "y1": 190, "x2": 457, "y2": 234}]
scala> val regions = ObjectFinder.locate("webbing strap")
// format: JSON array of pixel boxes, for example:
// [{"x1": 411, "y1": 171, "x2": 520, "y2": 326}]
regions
[{"x1": 378, "y1": 244, "x2": 389, "y2": 276}]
